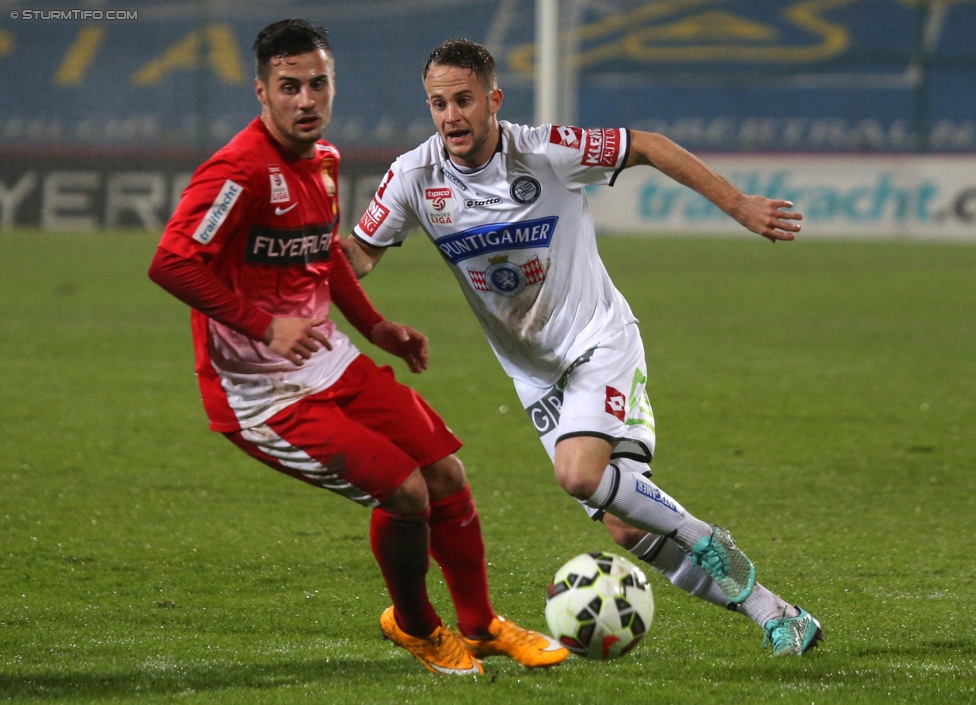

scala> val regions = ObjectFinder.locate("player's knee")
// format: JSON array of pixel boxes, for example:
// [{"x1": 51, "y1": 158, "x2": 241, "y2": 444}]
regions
[
  {"x1": 380, "y1": 469, "x2": 429, "y2": 515},
  {"x1": 553, "y1": 436, "x2": 612, "y2": 500},
  {"x1": 420, "y1": 454, "x2": 467, "y2": 501},
  {"x1": 553, "y1": 461, "x2": 602, "y2": 500}
]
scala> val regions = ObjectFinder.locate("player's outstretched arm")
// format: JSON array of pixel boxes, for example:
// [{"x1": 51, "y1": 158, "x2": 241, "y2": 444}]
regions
[
  {"x1": 340, "y1": 236, "x2": 387, "y2": 278},
  {"x1": 370, "y1": 320, "x2": 429, "y2": 373},
  {"x1": 625, "y1": 130, "x2": 802, "y2": 243}
]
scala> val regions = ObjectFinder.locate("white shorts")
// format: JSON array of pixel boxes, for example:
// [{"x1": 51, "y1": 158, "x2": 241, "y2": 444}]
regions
[{"x1": 514, "y1": 322, "x2": 657, "y2": 466}]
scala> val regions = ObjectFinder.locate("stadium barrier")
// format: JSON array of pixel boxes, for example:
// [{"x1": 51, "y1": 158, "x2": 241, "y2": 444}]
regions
[
  {"x1": 0, "y1": 147, "x2": 395, "y2": 232},
  {"x1": 2, "y1": 151, "x2": 974, "y2": 241},
  {"x1": 589, "y1": 155, "x2": 976, "y2": 241}
]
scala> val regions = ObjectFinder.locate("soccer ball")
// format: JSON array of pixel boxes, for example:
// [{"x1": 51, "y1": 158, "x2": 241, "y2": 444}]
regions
[{"x1": 545, "y1": 551, "x2": 654, "y2": 660}]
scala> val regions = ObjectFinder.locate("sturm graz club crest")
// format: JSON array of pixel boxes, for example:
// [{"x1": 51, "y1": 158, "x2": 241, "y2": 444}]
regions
[
  {"x1": 468, "y1": 254, "x2": 545, "y2": 297},
  {"x1": 510, "y1": 175, "x2": 541, "y2": 204}
]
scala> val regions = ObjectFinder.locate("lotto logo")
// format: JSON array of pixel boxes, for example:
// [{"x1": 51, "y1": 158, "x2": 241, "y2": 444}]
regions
[
  {"x1": 605, "y1": 385, "x2": 626, "y2": 421},
  {"x1": 582, "y1": 128, "x2": 621, "y2": 168},
  {"x1": 358, "y1": 198, "x2": 390, "y2": 236},
  {"x1": 549, "y1": 125, "x2": 583, "y2": 150}
]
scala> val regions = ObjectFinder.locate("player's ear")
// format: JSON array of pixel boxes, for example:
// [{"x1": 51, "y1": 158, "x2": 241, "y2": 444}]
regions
[
  {"x1": 489, "y1": 88, "x2": 503, "y2": 115},
  {"x1": 255, "y1": 77, "x2": 268, "y2": 107}
]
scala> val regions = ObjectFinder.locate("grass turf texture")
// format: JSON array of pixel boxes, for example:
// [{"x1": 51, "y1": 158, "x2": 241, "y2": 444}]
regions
[{"x1": 1, "y1": 229, "x2": 974, "y2": 704}]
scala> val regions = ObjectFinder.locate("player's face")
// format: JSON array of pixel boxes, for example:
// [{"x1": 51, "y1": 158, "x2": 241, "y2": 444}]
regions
[
  {"x1": 256, "y1": 48, "x2": 335, "y2": 158},
  {"x1": 425, "y1": 63, "x2": 502, "y2": 168}
]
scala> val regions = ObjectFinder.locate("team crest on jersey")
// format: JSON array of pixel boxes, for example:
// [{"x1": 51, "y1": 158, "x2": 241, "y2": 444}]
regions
[
  {"x1": 319, "y1": 156, "x2": 336, "y2": 196},
  {"x1": 425, "y1": 187, "x2": 455, "y2": 225},
  {"x1": 510, "y1": 175, "x2": 541, "y2": 204},
  {"x1": 268, "y1": 166, "x2": 291, "y2": 204},
  {"x1": 468, "y1": 254, "x2": 545, "y2": 297}
]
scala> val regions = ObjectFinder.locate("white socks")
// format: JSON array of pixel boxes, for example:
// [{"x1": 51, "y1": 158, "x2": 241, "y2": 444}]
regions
[
  {"x1": 586, "y1": 463, "x2": 711, "y2": 550},
  {"x1": 630, "y1": 534, "x2": 799, "y2": 628},
  {"x1": 740, "y1": 585, "x2": 798, "y2": 627},
  {"x1": 628, "y1": 530, "x2": 799, "y2": 629},
  {"x1": 629, "y1": 532, "x2": 732, "y2": 609},
  {"x1": 594, "y1": 463, "x2": 800, "y2": 630}
]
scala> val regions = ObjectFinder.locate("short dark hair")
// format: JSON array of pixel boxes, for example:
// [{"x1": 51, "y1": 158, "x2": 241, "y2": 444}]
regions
[
  {"x1": 423, "y1": 38, "x2": 497, "y2": 93},
  {"x1": 254, "y1": 19, "x2": 331, "y2": 82}
]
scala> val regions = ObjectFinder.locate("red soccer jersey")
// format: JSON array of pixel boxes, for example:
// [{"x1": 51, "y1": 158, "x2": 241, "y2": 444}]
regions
[{"x1": 155, "y1": 118, "x2": 381, "y2": 432}]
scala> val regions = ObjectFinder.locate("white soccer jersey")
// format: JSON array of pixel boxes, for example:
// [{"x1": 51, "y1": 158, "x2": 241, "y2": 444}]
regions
[{"x1": 354, "y1": 121, "x2": 638, "y2": 385}]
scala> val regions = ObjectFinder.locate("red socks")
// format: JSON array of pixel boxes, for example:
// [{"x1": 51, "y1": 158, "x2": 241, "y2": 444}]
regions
[
  {"x1": 368, "y1": 486, "x2": 495, "y2": 639},
  {"x1": 369, "y1": 506, "x2": 440, "y2": 637},
  {"x1": 428, "y1": 486, "x2": 495, "y2": 638}
]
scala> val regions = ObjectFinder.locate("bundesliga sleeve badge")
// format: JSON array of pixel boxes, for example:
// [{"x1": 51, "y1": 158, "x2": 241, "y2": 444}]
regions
[{"x1": 468, "y1": 254, "x2": 546, "y2": 297}]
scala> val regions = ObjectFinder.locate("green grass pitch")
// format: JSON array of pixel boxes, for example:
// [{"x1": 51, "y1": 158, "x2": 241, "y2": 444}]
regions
[{"x1": 1, "y1": 230, "x2": 974, "y2": 704}]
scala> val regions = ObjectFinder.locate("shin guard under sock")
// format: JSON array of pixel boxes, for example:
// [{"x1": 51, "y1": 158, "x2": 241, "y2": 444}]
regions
[
  {"x1": 428, "y1": 486, "x2": 495, "y2": 637},
  {"x1": 369, "y1": 506, "x2": 440, "y2": 637}
]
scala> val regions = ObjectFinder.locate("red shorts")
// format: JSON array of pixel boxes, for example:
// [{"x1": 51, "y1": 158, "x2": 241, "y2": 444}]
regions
[{"x1": 224, "y1": 355, "x2": 461, "y2": 507}]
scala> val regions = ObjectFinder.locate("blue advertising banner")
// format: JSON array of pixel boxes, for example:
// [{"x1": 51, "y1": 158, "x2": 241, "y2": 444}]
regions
[{"x1": 1, "y1": 1, "x2": 974, "y2": 154}]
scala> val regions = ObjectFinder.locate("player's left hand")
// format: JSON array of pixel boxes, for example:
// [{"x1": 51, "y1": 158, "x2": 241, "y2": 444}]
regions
[
  {"x1": 370, "y1": 320, "x2": 429, "y2": 373},
  {"x1": 738, "y1": 196, "x2": 803, "y2": 243}
]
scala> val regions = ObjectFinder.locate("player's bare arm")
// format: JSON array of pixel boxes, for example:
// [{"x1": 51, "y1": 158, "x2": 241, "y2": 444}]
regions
[
  {"x1": 262, "y1": 316, "x2": 333, "y2": 365},
  {"x1": 370, "y1": 320, "x2": 429, "y2": 374},
  {"x1": 625, "y1": 130, "x2": 802, "y2": 243},
  {"x1": 340, "y1": 236, "x2": 386, "y2": 278}
]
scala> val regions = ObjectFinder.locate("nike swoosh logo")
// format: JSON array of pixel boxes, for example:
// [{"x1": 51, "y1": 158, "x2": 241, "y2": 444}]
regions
[
  {"x1": 541, "y1": 637, "x2": 567, "y2": 652},
  {"x1": 429, "y1": 660, "x2": 482, "y2": 676},
  {"x1": 274, "y1": 203, "x2": 298, "y2": 216}
]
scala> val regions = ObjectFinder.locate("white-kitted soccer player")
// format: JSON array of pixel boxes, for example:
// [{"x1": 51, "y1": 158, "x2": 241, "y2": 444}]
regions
[{"x1": 342, "y1": 38, "x2": 822, "y2": 657}]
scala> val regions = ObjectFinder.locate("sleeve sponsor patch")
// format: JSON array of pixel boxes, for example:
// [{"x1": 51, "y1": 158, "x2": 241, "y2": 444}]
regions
[
  {"x1": 549, "y1": 125, "x2": 583, "y2": 150},
  {"x1": 357, "y1": 197, "x2": 390, "y2": 236},
  {"x1": 192, "y1": 179, "x2": 243, "y2": 245},
  {"x1": 582, "y1": 128, "x2": 622, "y2": 168},
  {"x1": 376, "y1": 169, "x2": 394, "y2": 199}
]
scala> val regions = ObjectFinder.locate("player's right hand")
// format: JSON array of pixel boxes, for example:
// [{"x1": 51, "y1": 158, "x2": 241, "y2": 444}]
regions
[
  {"x1": 737, "y1": 196, "x2": 802, "y2": 243},
  {"x1": 263, "y1": 316, "x2": 333, "y2": 365}
]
